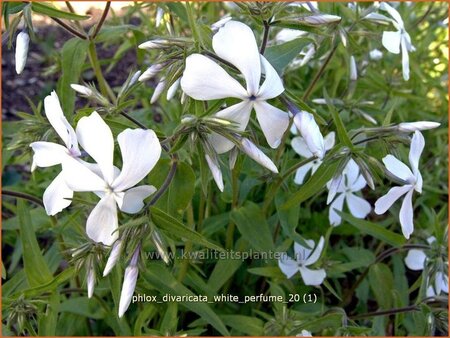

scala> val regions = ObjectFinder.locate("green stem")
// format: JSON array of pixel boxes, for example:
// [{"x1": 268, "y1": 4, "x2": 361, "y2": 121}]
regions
[
  {"x1": 2, "y1": 189, "x2": 44, "y2": 208},
  {"x1": 186, "y1": 2, "x2": 201, "y2": 50},
  {"x1": 87, "y1": 41, "x2": 116, "y2": 103},
  {"x1": 145, "y1": 155, "x2": 178, "y2": 209},
  {"x1": 50, "y1": 17, "x2": 87, "y2": 39},
  {"x1": 225, "y1": 166, "x2": 239, "y2": 250},
  {"x1": 91, "y1": 1, "x2": 111, "y2": 39},
  {"x1": 259, "y1": 20, "x2": 270, "y2": 54}
]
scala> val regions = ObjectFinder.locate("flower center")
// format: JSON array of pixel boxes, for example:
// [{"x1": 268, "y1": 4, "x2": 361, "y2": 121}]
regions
[{"x1": 248, "y1": 94, "x2": 257, "y2": 101}]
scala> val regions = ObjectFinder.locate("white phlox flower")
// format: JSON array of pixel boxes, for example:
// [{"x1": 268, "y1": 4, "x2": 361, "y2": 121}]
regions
[
  {"x1": 181, "y1": 21, "x2": 289, "y2": 154},
  {"x1": 30, "y1": 91, "x2": 81, "y2": 216},
  {"x1": 404, "y1": 237, "x2": 449, "y2": 297},
  {"x1": 297, "y1": 330, "x2": 313, "y2": 337},
  {"x1": 378, "y1": 2, "x2": 415, "y2": 81},
  {"x1": 374, "y1": 131, "x2": 424, "y2": 239},
  {"x1": 61, "y1": 111, "x2": 161, "y2": 245},
  {"x1": 327, "y1": 159, "x2": 371, "y2": 226},
  {"x1": 292, "y1": 132, "x2": 335, "y2": 185},
  {"x1": 15, "y1": 31, "x2": 30, "y2": 75},
  {"x1": 278, "y1": 237, "x2": 326, "y2": 286}
]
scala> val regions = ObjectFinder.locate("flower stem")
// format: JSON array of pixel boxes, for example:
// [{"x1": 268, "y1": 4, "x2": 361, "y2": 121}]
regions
[
  {"x1": 225, "y1": 166, "x2": 239, "y2": 249},
  {"x1": 91, "y1": 1, "x2": 111, "y2": 39},
  {"x1": 145, "y1": 155, "x2": 178, "y2": 209},
  {"x1": 87, "y1": 41, "x2": 116, "y2": 103},
  {"x1": 2, "y1": 189, "x2": 44, "y2": 208},
  {"x1": 259, "y1": 20, "x2": 270, "y2": 54},
  {"x1": 65, "y1": 1, "x2": 85, "y2": 32},
  {"x1": 119, "y1": 111, "x2": 147, "y2": 129},
  {"x1": 50, "y1": 17, "x2": 87, "y2": 40}
]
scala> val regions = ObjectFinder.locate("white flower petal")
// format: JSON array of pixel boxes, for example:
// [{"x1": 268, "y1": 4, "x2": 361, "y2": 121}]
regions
[
  {"x1": 346, "y1": 193, "x2": 371, "y2": 219},
  {"x1": 86, "y1": 193, "x2": 118, "y2": 245},
  {"x1": 44, "y1": 91, "x2": 80, "y2": 154},
  {"x1": 278, "y1": 255, "x2": 299, "y2": 279},
  {"x1": 213, "y1": 21, "x2": 261, "y2": 94},
  {"x1": 293, "y1": 111, "x2": 325, "y2": 159},
  {"x1": 119, "y1": 185, "x2": 156, "y2": 214},
  {"x1": 399, "y1": 189, "x2": 414, "y2": 239},
  {"x1": 205, "y1": 154, "x2": 224, "y2": 192},
  {"x1": 253, "y1": 101, "x2": 289, "y2": 149},
  {"x1": 298, "y1": 266, "x2": 326, "y2": 286},
  {"x1": 380, "y1": 2, "x2": 404, "y2": 27},
  {"x1": 324, "y1": 132, "x2": 336, "y2": 150},
  {"x1": 112, "y1": 129, "x2": 161, "y2": 192},
  {"x1": 15, "y1": 32, "x2": 29, "y2": 74},
  {"x1": 30, "y1": 141, "x2": 69, "y2": 169},
  {"x1": 43, "y1": 172, "x2": 73, "y2": 216},
  {"x1": 382, "y1": 155, "x2": 414, "y2": 181},
  {"x1": 257, "y1": 55, "x2": 284, "y2": 100},
  {"x1": 408, "y1": 131, "x2": 424, "y2": 177},
  {"x1": 294, "y1": 162, "x2": 314, "y2": 185},
  {"x1": 294, "y1": 240, "x2": 315, "y2": 262},
  {"x1": 436, "y1": 272, "x2": 449, "y2": 294},
  {"x1": 327, "y1": 175, "x2": 343, "y2": 205},
  {"x1": 382, "y1": 31, "x2": 401, "y2": 54},
  {"x1": 76, "y1": 112, "x2": 115, "y2": 184},
  {"x1": 374, "y1": 185, "x2": 411, "y2": 214},
  {"x1": 291, "y1": 136, "x2": 313, "y2": 158},
  {"x1": 343, "y1": 159, "x2": 360, "y2": 187},
  {"x1": 351, "y1": 174, "x2": 367, "y2": 192},
  {"x1": 404, "y1": 249, "x2": 426, "y2": 271},
  {"x1": 304, "y1": 236, "x2": 325, "y2": 266},
  {"x1": 180, "y1": 54, "x2": 247, "y2": 100},
  {"x1": 329, "y1": 193, "x2": 345, "y2": 226},
  {"x1": 209, "y1": 101, "x2": 253, "y2": 154},
  {"x1": 61, "y1": 157, "x2": 106, "y2": 192}
]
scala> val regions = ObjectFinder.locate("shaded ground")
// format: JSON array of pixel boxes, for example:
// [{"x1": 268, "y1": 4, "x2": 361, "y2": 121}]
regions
[{"x1": 2, "y1": 10, "x2": 141, "y2": 119}]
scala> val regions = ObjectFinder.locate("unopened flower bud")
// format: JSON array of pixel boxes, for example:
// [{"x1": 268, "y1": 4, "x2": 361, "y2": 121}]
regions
[
  {"x1": 138, "y1": 64, "x2": 163, "y2": 82},
  {"x1": 15, "y1": 32, "x2": 30, "y2": 75},
  {"x1": 398, "y1": 121, "x2": 440, "y2": 132},
  {"x1": 103, "y1": 240, "x2": 122, "y2": 277},
  {"x1": 350, "y1": 56, "x2": 357, "y2": 81},
  {"x1": 304, "y1": 14, "x2": 341, "y2": 26},
  {"x1": 118, "y1": 247, "x2": 140, "y2": 318},
  {"x1": 155, "y1": 7, "x2": 164, "y2": 27},
  {"x1": 211, "y1": 16, "x2": 232, "y2": 31},
  {"x1": 87, "y1": 263, "x2": 95, "y2": 299},
  {"x1": 369, "y1": 49, "x2": 383, "y2": 61},
  {"x1": 205, "y1": 154, "x2": 224, "y2": 192},
  {"x1": 151, "y1": 229, "x2": 170, "y2": 264},
  {"x1": 293, "y1": 111, "x2": 325, "y2": 159},
  {"x1": 240, "y1": 138, "x2": 278, "y2": 173},
  {"x1": 129, "y1": 70, "x2": 142, "y2": 87},
  {"x1": 71, "y1": 84, "x2": 94, "y2": 97},
  {"x1": 229, "y1": 147, "x2": 238, "y2": 170},
  {"x1": 166, "y1": 78, "x2": 181, "y2": 101},
  {"x1": 139, "y1": 39, "x2": 171, "y2": 50},
  {"x1": 151, "y1": 79, "x2": 166, "y2": 103}
]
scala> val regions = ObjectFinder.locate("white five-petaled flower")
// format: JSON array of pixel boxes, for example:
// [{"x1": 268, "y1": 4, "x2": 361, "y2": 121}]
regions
[
  {"x1": 15, "y1": 31, "x2": 30, "y2": 75},
  {"x1": 61, "y1": 112, "x2": 161, "y2": 245},
  {"x1": 30, "y1": 91, "x2": 81, "y2": 216},
  {"x1": 404, "y1": 237, "x2": 449, "y2": 297},
  {"x1": 181, "y1": 21, "x2": 289, "y2": 154},
  {"x1": 278, "y1": 237, "x2": 326, "y2": 286},
  {"x1": 378, "y1": 2, "x2": 415, "y2": 81},
  {"x1": 327, "y1": 159, "x2": 371, "y2": 226},
  {"x1": 292, "y1": 132, "x2": 335, "y2": 185},
  {"x1": 374, "y1": 131, "x2": 424, "y2": 239}
]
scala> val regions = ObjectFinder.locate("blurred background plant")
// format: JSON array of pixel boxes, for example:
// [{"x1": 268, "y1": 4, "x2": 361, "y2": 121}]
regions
[{"x1": 2, "y1": 1, "x2": 448, "y2": 336}]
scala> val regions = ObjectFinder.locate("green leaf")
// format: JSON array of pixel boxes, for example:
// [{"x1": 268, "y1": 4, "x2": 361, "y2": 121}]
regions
[
  {"x1": 148, "y1": 160, "x2": 195, "y2": 216},
  {"x1": 220, "y1": 315, "x2": 264, "y2": 336},
  {"x1": 368, "y1": 263, "x2": 394, "y2": 309},
  {"x1": 143, "y1": 263, "x2": 229, "y2": 336},
  {"x1": 247, "y1": 267, "x2": 284, "y2": 278},
  {"x1": 207, "y1": 259, "x2": 242, "y2": 294},
  {"x1": 165, "y1": 3, "x2": 188, "y2": 23},
  {"x1": 59, "y1": 297, "x2": 107, "y2": 319},
  {"x1": 58, "y1": 38, "x2": 89, "y2": 116},
  {"x1": 265, "y1": 37, "x2": 313, "y2": 73},
  {"x1": 150, "y1": 207, "x2": 224, "y2": 252},
  {"x1": 325, "y1": 92, "x2": 354, "y2": 149},
  {"x1": 231, "y1": 202, "x2": 275, "y2": 252},
  {"x1": 17, "y1": 200, "x2": 52, "y2": 287},
  {"x1": 31, "y1": 2, "x2": 90, "y2": 20},
  {"x1": 281, "y1": 159, "x2": 342, "y2": 210},
  {"x1": 38, "y1": 293, "x2": 60, "y2": 336},
  {"x1": 338, "y1": 211, "x2": 406, "y2": 247}
]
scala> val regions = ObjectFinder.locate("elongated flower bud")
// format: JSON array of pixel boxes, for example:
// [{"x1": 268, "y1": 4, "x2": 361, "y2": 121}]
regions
[
  {"x1": 139, "y1": 39, "x2": 171, "y2": 50},
  {"x1": 103, "y1": 240, "x2": 122, "y2": 277},
  {"x1": 71, "y1": 84, "x2": 94, "y2": 97},
  {"x1": 138, "y1": 64, "x2": 163, "y2": 82},
  {"x1": 155, "y1": 7, "x2": 164, "y2": 27},
  {"x1": 211, "y1": 16, "x2": 232, "y2": 31},
  {"x1": 293, "y1": 111, "x2": 325, "y2": 159},
  {"x1": 87, "y1": 263, "x2": 95, "y2": 299},
  {"x1": 398, "y1": 121, "x2": 440, "y2": 132},
  {"x1": 369, "y1": 49, "x2": 383, "y2": 61},
  {"x1": 240, "y1": 138, "x2": 278, "y2": 173},
  {"x1": 15, "y1": 32, "x2": 30, "y2": 75},
  {"x1": 350, "y1": 56, "x2": 357, "y2": 81},
  {"x1": 151, "y1": 79, "x2": 166, "y2": 103},
  {"x1": 304, "y1": 14, "x2": 341, "y2": 26},
  {"x1": 205, "y1": 154, "x2": 224, "y2": 192},
  {"x1": 129, "y1": 70, "x2": 142, "y2": 87},
  {"x1": 166, "y1": 78, "x2": 181, "y2": 101},
  {"x1": 118, "y1": 247, "x2": 140, "y2": 318}
]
